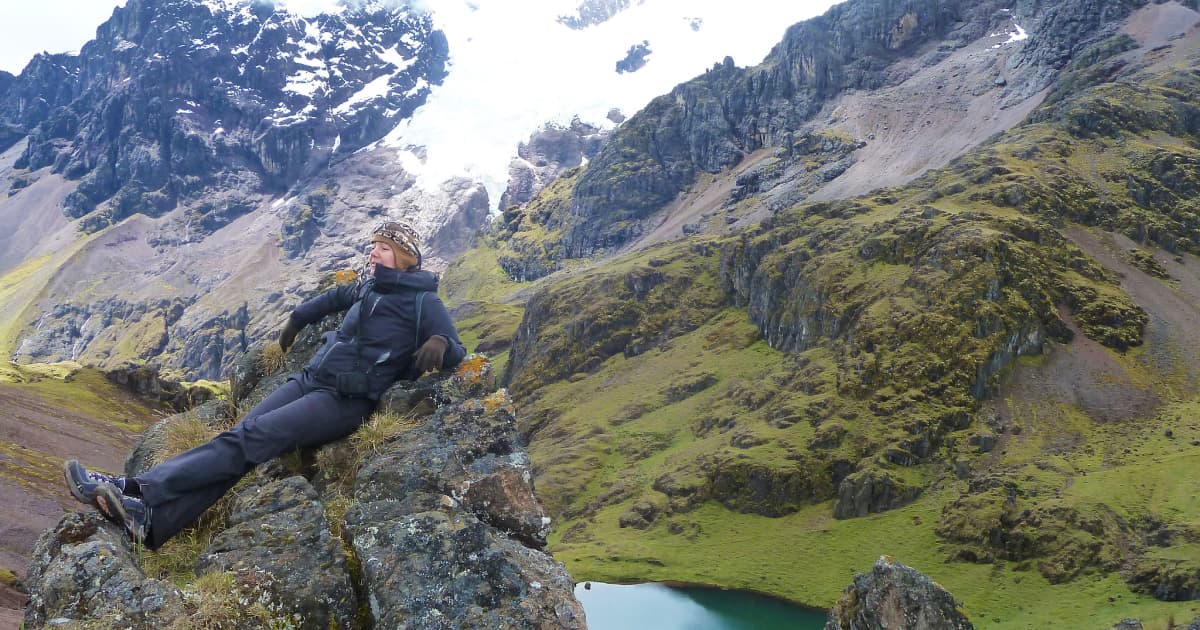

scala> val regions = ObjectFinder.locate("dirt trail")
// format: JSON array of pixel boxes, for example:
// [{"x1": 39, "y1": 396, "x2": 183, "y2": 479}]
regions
[{"x1": 0, "y1": 383, "x2": 150, "y2": 629}]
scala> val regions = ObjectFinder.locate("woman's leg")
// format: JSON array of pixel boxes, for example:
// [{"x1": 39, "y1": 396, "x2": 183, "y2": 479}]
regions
[
  {"x1": 136, "y1": 380, "x2": 375, "y2": 548},
  {"x1": 133, "y1": 377, "x2": 310, "y2": 499}
]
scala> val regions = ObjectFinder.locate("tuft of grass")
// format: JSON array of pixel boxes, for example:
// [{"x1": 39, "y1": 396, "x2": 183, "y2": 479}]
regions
[
  {"x1": 152, "y1": 414, "x2": 217, "y2": 466},
  {"x1": 0, "y1": 567, "x2": 18, "y2": 587},
  {"x1": 349, "y1": 410, "x2": 420, "y2": 458},
  {"x1": 321, "y1": 490, "x2": 354, "y2": 541},
  {"x1": 259, "y1": 344, "x2": 286, "y2": 375},
  {"x1": 141, "y1": 528, "x2": 214, "y2": 588},
  {"x1": 168, "y1": 570, "x2": 300, "y2": 630}
]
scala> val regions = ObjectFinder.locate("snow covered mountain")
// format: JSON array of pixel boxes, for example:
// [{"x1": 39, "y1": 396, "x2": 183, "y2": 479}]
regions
[{"x1": 0, "y1": 0, "x2": 836, "y2": 378}]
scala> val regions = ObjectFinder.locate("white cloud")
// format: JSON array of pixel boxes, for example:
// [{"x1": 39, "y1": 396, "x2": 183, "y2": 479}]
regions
[
  {"x1": 0, "y1": 1, "x2": 128, "y2": 74},
  {"x1": 0, "y1": 0, "x2": 843, "y2": 212},
  {"x1": 383, "y1": 0, "x2": 842, "y2": 210}
]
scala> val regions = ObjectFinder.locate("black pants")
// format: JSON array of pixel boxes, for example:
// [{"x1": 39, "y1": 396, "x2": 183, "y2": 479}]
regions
[{"x1": 134, "y1": 372, "x2": 375, "y2": 549}]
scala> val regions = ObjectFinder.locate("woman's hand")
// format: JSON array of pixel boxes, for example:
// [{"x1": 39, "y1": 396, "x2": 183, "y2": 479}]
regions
[
  {"x1": 279, "y1": 317, "x2": 303, "y2": 352},
  {"x1": 413, "y1": 335, "x2": 448, "y2": 374}
]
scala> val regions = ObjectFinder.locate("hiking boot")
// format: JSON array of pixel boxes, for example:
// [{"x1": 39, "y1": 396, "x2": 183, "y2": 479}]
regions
[
  {"x1": 94, "y1": 483, "x2": 151, "y2": 545},
  {"x1": 63, "y1": 459, "x2": 127, "y2": 505}
]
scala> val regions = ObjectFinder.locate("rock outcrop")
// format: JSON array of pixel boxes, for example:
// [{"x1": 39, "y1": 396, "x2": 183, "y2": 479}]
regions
[
  {"x1": 499, "y1": 119, "x2": 610, "y2": 212},
  {"x1": 23, "y1": 296, "x2": 585, "y2": 629},
  {"x1": 825, "y1": 556, "x2": 974, "y2": 630},
  {"x1": 2, "y1": 0, "x2": 448, "y2": 223},
  {"x1": 497, "y1": 0, "x2": 1193, "y2": 274}
]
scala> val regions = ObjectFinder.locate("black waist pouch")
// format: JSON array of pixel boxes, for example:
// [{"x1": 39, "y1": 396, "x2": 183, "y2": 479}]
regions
[{"x1": 336, "y1": 371, "x2": 370, "y2": 397}]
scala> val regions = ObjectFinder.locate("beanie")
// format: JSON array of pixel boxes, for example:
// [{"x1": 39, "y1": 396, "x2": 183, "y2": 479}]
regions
[{"x1": 370, "y1": 220, "x2": 422, "y2": 270}]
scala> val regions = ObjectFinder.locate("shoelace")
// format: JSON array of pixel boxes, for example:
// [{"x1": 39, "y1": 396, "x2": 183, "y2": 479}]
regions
[{"x1": 87, "y1": 471, "x2": 123, "y2": 491}]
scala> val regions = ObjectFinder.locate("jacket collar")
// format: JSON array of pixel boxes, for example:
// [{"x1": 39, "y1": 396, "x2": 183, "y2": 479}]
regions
[{"x1": 371, "y1": 265, "x2": 439, "y2": 293}]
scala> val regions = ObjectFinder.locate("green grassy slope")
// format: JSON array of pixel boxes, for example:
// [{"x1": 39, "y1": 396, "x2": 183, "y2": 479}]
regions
[{"x1": 442, "y1": 44, "x2": 1200, "y2": 628}]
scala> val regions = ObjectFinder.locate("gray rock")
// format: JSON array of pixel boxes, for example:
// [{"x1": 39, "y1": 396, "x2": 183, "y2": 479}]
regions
[
  {"x1": 28, "y1": 349, "x2": 584, "y2": 629},
  {"x1": 499, "y1": 119, "x2": 611, "y2": 211},
  {"x1": 23, "y1": 513, "x2": 186, "y2": 629},
  {"x1": 348, "y1": 510, "x2": 584, "y2": 629},
  {"x1": 197, "y1": 476, "x2": 357, "y2": 630},
  {"x1": 833, "y1": 470, "x2": 921, "y2": 519},
  {"x1": 825, "y1": 555, "x2": 974, "y2": 630}
]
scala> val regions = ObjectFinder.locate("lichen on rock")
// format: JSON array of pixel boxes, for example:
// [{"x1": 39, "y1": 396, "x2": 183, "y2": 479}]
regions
[
  {"x1": 24, "y1": 293, "x2": 584, "y2": 629},
  {"x1": 825, "y1": 555, "x2": 974, "y2": 630}
]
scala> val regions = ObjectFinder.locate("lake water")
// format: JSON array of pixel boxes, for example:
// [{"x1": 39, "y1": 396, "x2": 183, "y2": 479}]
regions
[{"x1": 574, "y1": 582, "x2": 827, "y2": 629}]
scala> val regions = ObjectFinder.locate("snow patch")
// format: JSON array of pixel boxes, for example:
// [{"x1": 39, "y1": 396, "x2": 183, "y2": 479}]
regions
[
  {"x1": 334, "y1": 73, "x2": 393, "y2": 114},
  {"x1": 990, "y1": 20, "x2": 1029, "y2": 48},
  {"x1": 377, "y1": 45, "x2": 415, "y2": 72}
]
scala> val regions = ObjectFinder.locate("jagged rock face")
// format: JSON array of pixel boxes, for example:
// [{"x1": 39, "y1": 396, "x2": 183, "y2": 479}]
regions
[
  {"x1": 105, "y1": 364, "x2": 219, "y2": 411},
  {"x1": 197, "y1": 476, "x2": 357, "y2": 629},
  {"x1": 825, "y1": 556, "x2": 974, "y2": 630},
  {"x1": 1, "y1": 0, "x2": 447, "y2": 225},
  {"x1": 23, "y1": 513, "x2": 187, "y2": 629},
  {"x1": 499, "y1": 119, "x2": 609, "y2": 211},
  {"x1": 24, "y1": 304, "x2": 584, "y2": 628},
  {"x1": 503, "y1": 0, "x2": 1181, "y2": 274},
  {"x1": 833, "y1": 470, "x2": 922, "y2": 519},
  {"x1": 557, "y1": 0, "x2": 632, "y2": 30},
  {"x1": 0, "y1": 53, "x2": 80, "y2": 152}
]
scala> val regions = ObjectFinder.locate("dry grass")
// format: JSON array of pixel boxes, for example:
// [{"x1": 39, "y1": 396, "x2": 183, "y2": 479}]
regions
[
  {"x1": 258, "y1": 343, "x2": 286, "y2": 375},
  {"x1": 349, "y1": 410, "x2": 420, "y2": 457},
  {"x1": 314, "y1": 443, "x2": 358, "y2": 496},
  {"x1": 151, "y1": 414, "x2": 217, "y2": 466},
  {"x1": 140, "y1": 527, "x2": 213, "y2": 586},
  {"x1": 168, "y1": 570, "x2": 300, "y2": 630}
]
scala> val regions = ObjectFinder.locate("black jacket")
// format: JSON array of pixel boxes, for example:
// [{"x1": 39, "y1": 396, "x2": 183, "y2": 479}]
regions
[{"x1": 290, "y1": 265, "x2": 467, "y2": 399}]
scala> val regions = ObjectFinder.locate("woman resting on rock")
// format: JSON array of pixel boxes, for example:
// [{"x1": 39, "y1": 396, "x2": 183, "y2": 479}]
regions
[{"x1": 63, "y1": 220, "x2": 467, "y2": 548}]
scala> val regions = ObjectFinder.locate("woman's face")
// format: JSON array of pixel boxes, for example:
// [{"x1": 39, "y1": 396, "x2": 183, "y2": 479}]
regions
[{"x1": 369, "y1": 242, "x2": 397, "y2": 273}]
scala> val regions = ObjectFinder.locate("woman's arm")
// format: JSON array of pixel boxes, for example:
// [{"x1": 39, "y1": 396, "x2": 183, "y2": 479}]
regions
[
  {"x1": 279, "y1": 282, "x2": 362, "y2": 350},
  {"x1": 416, "y1": 293, "x2": 468, "y2": 372}
]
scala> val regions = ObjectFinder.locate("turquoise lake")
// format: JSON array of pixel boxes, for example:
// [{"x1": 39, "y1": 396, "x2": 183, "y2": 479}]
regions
[{"x1": 574, "y1": 582, "x2": 827, "y2": 629}]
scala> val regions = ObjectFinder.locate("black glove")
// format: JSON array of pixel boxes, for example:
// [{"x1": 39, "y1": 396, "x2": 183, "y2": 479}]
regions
[
  {"x1": 278, "y1": 316, "x2": 303, "y2": 352},
  {"x1": 412, "y1": 335, "x2": 448, "y2": 374}
]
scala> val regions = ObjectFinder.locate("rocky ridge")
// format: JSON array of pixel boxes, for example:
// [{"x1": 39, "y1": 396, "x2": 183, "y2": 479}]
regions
[
  {"x1": 23, "y1": 295, "x2": 584, "y2": 629},
  {"x1": 494, "y1": 0, "x2": 1200, "y2": 277},
  {"x1": 498, "y1": 119, "x2": 610, "y2": 213},
  {"x1": 2, "y1": 0, "x2": 447, "y2": 224},
  {"x1": 440, "y1": 1, "x2": 1200, "y2": 626},
  {"x1": 0, "y1": 0, "x2": 502, "y2": 381}
]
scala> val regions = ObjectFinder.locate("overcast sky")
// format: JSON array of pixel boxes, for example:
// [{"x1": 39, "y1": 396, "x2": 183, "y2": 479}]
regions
[
  {"x1": 0, "y1": 0, "x2": 843, "y2": 75},
  {"x1": 0, "y1": 1, "x2": 128, "y2": 74}
]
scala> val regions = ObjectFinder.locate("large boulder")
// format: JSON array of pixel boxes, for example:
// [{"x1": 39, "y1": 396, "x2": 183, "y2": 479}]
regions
[
  {"x1": 345, "y1": 374, "x2": 581, "y2": 627},
  {"x1": 23, "y1": 513, "x2": 186, "y2": 629},
  {"x1": 25, "y1": 350, "x2": 586, "y2": 629},
  {"x1": 196, "y1": 476, "x2": 357, "y2": 630},
  {"x1": 826, "y1": 555, "x2": 973, "y2": 630}
]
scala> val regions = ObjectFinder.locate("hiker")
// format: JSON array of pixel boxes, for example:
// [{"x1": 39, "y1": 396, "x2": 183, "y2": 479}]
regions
[{"x1": 64, "y1": 220, "x2": 467, "y2": 548}]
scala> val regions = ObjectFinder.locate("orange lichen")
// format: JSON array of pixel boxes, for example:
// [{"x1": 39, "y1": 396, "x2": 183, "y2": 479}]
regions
[
  {"x1": 454, "y1": 355, "x2": 491, "y2": 385},
  {"x1": 482, "y1": 390, "x2": 510, "y2": 414},
  {"x1": 332, "y1": 269, "x2": 359, "y2": 285}
]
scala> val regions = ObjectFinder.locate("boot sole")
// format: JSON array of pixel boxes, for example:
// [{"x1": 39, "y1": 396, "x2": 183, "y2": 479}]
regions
[
  {"x1": 95, "y1": 483, "x2": 147, "y2": 544},
  {"x1": 93, "y1": 483, "x2": 128, "y2": 525}
]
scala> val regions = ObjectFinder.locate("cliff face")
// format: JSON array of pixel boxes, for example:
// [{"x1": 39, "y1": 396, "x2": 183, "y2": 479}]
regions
[
  {"x1": 445, "y1": 1, "x2": 1200, "y2": 626},
  {"x1": 23, "y1": 301, "x2": 584, "y2": 629},
  {"x1": 3, "y1": 0, "x2": 446, "y2": 225}
]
